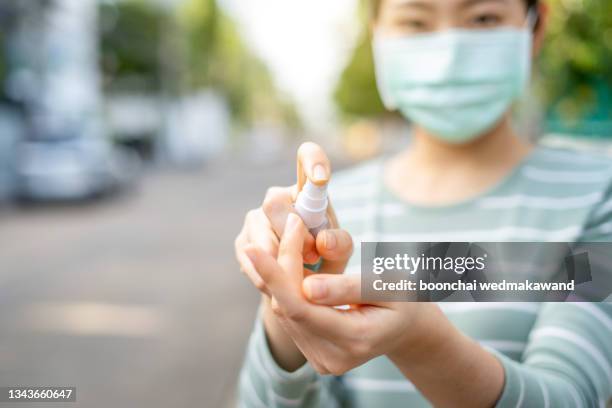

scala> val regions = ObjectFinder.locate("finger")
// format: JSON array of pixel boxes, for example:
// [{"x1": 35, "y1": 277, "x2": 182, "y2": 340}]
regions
[
  {"x1": 245, "y1": 209, "x2": 278, "y2": 257},
  {"x1": 296, "y1": 142, "x2": 331, "y2": 192},
  {"x1": 326, "y1": 200, "x2": 339, "y2": 229},
  {"x1": 316, "y1": 229, "x2": 353, "y2": 274},
  {"x1": 297, "y1": 297, "x2": 356, "y2": 338},
  {"x1": 262, "y1": 186, "x2": 293, "y2": 237},
  {"x1": 278, "y1": 213, "x2": 307, "y2": 281},
  {"x1": 262, "y1": 186, "x2": 318, "y2": 263},
  {"x1": 244, "y1": 244, "x2": 304, "y2": 315},
  {"x1": 235, "y1": 230, "x2": 269, "y2": 295},
  {"x1": 250, "y1": 225, "x2": 358, "y2": 337},
  {"x1": 302, "y1": 274, "x2": 362, "y2": 306}
]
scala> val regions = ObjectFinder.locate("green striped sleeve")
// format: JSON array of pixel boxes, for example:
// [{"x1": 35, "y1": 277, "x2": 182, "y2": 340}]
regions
[
  {"x1": 494, "y1": 303, "x2": 612, "y2": 408},
  {"x1": 238, "y1": 315, "x2": 342, "y2": 408},
  {"x1": 580, "y1": 180, "x2": 612, "y2": 242}
]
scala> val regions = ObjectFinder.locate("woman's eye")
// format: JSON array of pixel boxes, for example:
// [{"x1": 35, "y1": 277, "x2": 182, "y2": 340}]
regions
[
  {"x1": 472, "y1": 14, "x2": 502, "y2": 27},
  {"x1": 397, "y1": 19, "x2": 428, "y2": 31}
]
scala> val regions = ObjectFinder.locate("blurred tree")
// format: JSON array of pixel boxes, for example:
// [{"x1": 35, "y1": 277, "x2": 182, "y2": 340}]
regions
[
  {"x1": 178, "y1": 0, "x2": 301, "y2": 128},
  {"x1": 333, "y1": 0, "x2": 385, "y2": 121},
  {"x1": 99, "y1": 1, "x2": 166, "y2": 92},
  {"x1": 334, "y1": 33, "x2": 386, "y2": 120},
  {"x1": 177, "y1": 0, "x2": 217, "y2": 89},
  {"x1": 99, "y1": 0, "x2": 300, "y2": 129},
  {"x1": 537, "y1": 0, "x2": 612, "y2": 136}
]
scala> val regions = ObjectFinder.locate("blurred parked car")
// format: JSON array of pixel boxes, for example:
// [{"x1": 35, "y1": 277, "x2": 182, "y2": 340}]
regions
[{"x1": 15, "y1": 135, "x2": 140, "y2": 202}]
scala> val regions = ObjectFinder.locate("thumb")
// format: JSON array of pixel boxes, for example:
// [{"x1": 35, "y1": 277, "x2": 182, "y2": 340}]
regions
[
  {"x1": 316, "y1": 229, "x2": 353, "y2": 274},
  {"x1": 296, "y1": 142, "x2": 331, "y2": 195},
  {"x1": 302, "y1": 274, "x2": 361, "y2": 306}
]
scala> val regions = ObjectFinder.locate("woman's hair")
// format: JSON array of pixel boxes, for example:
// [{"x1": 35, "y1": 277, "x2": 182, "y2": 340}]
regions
[{"x1": 370, "y1": 0, "x2": 539, "y2": 19}]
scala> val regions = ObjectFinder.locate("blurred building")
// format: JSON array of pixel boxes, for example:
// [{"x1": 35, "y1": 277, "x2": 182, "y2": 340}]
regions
[{"x1": 0, "y1": 0, "x2": 239, "y2": 203}]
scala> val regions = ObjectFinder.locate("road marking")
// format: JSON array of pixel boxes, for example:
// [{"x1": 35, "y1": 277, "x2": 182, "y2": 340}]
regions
[{"x1": 19, "y1": 301, "x2": 164, "y2": 337}]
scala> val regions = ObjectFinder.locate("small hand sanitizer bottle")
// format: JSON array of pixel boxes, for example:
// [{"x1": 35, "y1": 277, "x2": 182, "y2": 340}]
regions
[{"x1": 294, "y1": 179, "x2": 329, "y2": 237}]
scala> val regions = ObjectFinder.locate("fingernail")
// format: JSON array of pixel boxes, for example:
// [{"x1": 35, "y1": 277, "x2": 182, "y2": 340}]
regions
[
  {"x1": 312, "y1": 164, "x2": 327, "y2": 182},
  {"x1": 324, "y1": 231, "x2": 337, "y2": 250},
  {"x1": 305, "y1": 279, "x2": 327, "y2": 300}
]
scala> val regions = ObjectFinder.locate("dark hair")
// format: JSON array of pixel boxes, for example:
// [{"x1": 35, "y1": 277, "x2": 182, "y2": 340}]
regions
[{"x1": 371, "y1": 0, "x2": 539, "y2": 19}]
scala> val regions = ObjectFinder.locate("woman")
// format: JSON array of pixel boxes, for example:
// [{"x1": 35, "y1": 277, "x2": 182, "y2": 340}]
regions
[{"x1": 234, "y1": 0, "x2": 612, "y2": 406}]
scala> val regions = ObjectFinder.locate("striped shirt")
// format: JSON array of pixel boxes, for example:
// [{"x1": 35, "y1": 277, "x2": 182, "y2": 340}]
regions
[{"x1": 238, "y1": 146, "x2": 612, "y2": 408}]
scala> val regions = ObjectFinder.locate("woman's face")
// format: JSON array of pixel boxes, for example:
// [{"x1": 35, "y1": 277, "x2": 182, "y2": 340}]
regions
[
  {"x1": 372, "y1": 0, "x2": 546, "y2": 144},
  {"x1": 375, "y1": 0, "x2": 530, "y2": 37}
]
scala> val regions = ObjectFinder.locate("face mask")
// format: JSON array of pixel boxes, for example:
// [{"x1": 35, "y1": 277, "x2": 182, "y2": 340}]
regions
[{"x1": 373, "y1": 15, "x2": 535, "y2": 144}]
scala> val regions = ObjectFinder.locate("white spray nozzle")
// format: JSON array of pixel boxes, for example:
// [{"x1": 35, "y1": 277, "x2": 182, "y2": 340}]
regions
[{"x1": 294, "y1": 179, "x2": 328, "y2": 234}]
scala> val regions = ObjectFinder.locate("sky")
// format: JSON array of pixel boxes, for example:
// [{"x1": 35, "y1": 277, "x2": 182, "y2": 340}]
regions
[{"x1": 219, "y1": 0, "x2": 360, "y2": 130}]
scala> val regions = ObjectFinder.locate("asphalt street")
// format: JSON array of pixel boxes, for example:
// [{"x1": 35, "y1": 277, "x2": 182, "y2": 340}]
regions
[{"x1": 0, "y1": 151, "x2": 300, "y2": 408}]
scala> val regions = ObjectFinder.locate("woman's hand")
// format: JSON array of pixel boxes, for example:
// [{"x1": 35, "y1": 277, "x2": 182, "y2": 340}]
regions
[
  {"x1": 234, "y1": 142, "x2": 353, "y2": 296},
  {"x1": 234, "y1": 142, "x2": 354, "y2": 371},
  {"x1": 245, "y1": 213, "x2": 505, "y2": 407},
  {"x1": 244, "y1": 212, "x2": 434, "y2": 375}
]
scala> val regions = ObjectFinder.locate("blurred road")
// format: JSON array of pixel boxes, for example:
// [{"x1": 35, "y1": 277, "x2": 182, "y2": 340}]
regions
[{"x1": 0, "y1": 151, "x2": 299, "y2": 408}]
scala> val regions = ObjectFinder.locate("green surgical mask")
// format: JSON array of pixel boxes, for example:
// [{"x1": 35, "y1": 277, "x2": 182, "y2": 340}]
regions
[{"x1": 373, "y1": 18, "x2": 535, "y2": 144}]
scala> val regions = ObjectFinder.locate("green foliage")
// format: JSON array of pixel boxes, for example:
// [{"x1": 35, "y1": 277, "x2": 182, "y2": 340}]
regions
[
  {"x1": 177, "y1": 0, "x2": 218, "y2": 90},
  {"x1": 537, "y1": 0, "x2": 612, "y2": 134},
  {"x1": 179, "y1": 0, "x2": 300, "y2": 128},
  {"x1": 179, "y1": 2, "x2": 277, "y2": 125},
  {"x1": 99, "y1": 0, "x2": 300, "y2": 128},
  {"x1": 333, "y1": 32, "x2": 386, "y2": 119},
  {"x1": 333, "y1": 0, "x2": 385, "y2": 120},
  {"x1": 99, "y1": 1, "x2": 166, "y2": 91}
]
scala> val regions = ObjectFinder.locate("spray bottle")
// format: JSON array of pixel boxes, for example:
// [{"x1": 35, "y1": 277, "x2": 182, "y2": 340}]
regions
[
  {"x1": 294, "y1": 179, "x2": 329, "y2": 238},
  {"x1": 295, "y1": 178, "x2": 350, "y2": 309}
]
